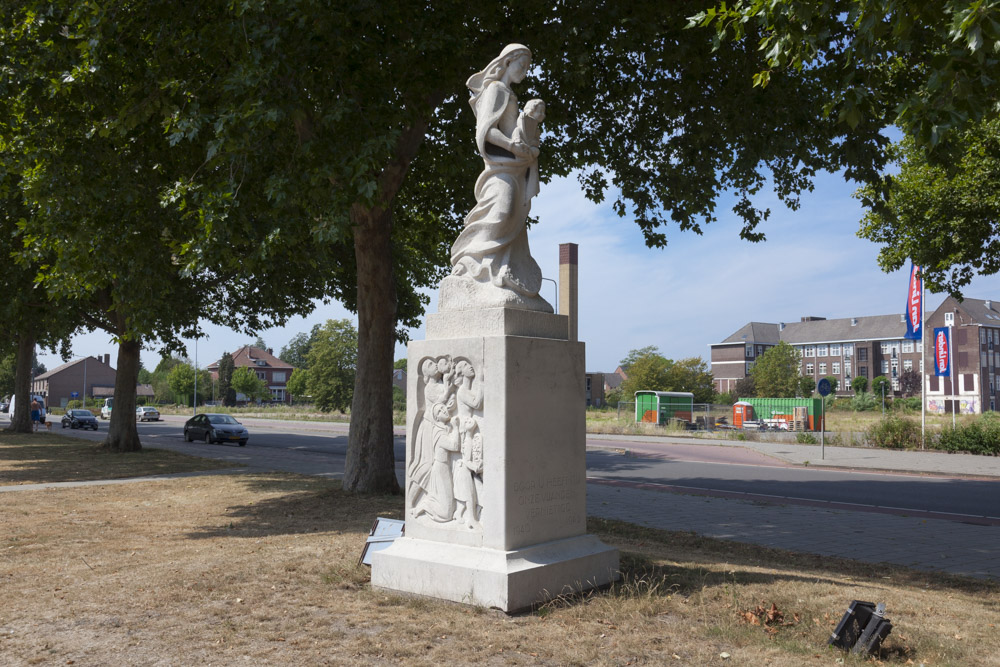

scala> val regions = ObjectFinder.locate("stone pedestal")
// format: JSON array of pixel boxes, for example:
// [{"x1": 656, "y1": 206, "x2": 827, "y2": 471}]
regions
[{"x1": 371, "y1": 308, "x2": 619, "y2": 612}]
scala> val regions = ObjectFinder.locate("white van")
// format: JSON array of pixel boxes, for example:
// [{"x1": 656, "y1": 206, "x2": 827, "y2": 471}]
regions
[{"x1": 101, "y1": 397, "x2": 113, "y2": 420}]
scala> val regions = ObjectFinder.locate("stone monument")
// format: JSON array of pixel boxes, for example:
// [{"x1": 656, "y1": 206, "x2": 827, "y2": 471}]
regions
[{"x1": 371, "y1": 43, "x2": 619, "y2": 612}]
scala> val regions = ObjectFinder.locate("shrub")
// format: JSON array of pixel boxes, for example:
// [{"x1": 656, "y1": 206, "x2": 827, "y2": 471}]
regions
[
  {"x1": 937, "y1": 413, "x2": 1000, "y2": 455},
  {"x1": 893, "y1": 397, "x2": 921, "y2": 413},
  {"x1": 65, "y1": 400, "x2": 82, "y2": 410},
  {"x1": 851, "y1": 391, "x2": 876, "y2": 412},
  {"x1": 865, "y1": 415, "x2": 921, "y2": 449},
  {"x1": 796, "y1": 432, "x2": 817, "y2": 444}
]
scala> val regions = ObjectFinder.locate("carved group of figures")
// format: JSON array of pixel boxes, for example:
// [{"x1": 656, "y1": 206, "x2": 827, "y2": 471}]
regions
[{"x1": 408, "y1": 356, "x2": 484, "y2": 529}]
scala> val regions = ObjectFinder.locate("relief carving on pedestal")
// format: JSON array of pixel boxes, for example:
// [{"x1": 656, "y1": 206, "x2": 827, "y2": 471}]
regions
[{"x1": 408, "y1": 355, "x2": 484, "y2": 530}]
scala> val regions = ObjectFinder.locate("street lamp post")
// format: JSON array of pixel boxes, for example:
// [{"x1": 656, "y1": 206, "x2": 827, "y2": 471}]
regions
[{"x1": 193, "y1": 334, "x2": 198, "y2": 417}]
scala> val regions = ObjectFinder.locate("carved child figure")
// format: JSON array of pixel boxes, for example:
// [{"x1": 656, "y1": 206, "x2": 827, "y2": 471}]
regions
[{"x1": 513, "y1": 98, "x2": 545, "y2": 151}]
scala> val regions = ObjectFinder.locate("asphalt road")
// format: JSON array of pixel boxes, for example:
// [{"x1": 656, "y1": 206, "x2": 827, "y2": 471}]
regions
[{"x1": 28, "y1": 414, "x2": 1000, "y2": 523}]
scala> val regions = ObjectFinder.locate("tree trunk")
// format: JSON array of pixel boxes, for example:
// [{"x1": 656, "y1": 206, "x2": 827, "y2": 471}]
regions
[
  {"x1": 103, "y1": 339, "x2": 142, "y2": 452},
  {"x1": 6, "y1": 334, "x2": 35, "y2": 433},
  {"x1": 343, "y1": 205, "x2": 400, "y2": 494}
]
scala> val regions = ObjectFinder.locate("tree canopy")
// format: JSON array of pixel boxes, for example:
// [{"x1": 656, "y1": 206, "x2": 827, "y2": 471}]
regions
[
  {"x1": 306, "y1": 320, "x2": 359, "y2": 413},
  {"x1": 749, "y1": 342, "x2": 801, "y2": 398},
  {"x1": 694, "y1": 1, "x2": 1000, "y2": 295},
  {"x1": 619, "y1": 348, "x2": 716, "y2": 402},
  {"x1": 858, "y1": 119, "x2": 1000, "y2": 295}
]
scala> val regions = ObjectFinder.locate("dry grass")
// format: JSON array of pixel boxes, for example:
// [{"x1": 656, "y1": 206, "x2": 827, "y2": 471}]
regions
[
  {"x1": 0, "y1": 432, "x2": 239, "y2": 485},
  {"x1": 2, "y1": 469, "x2": 998, "y2": 665}
]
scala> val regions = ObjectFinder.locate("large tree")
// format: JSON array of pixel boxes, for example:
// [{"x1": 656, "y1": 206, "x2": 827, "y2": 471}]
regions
[
  {"x1": 1, "y1": 4, "x2": 351, "y2": 450},
  {"x1": 0, "y1": 173, "x2": 77, "y2": 433},
  {"x1": 750, "y1": 342, "x2": 801, "y2": 398}
]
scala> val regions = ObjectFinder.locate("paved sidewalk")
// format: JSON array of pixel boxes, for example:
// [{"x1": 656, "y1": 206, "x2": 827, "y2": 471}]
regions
[{"x1": 588, "y1": 432, "x2": 1000, "y2": 478}]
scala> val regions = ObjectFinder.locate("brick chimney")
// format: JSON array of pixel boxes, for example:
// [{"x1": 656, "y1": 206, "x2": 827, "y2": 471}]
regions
[
  {"x1": 559, "y1": 243, "x2": 578, "y2": 342},
  {"x1": 104, "y1": 353, "x2": 111, "y2": 365}
]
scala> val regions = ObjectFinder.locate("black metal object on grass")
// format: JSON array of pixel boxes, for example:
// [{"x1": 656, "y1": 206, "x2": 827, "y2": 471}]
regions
[{"x1": 829, "y1": 600, "x2": 892, "y2": 654}]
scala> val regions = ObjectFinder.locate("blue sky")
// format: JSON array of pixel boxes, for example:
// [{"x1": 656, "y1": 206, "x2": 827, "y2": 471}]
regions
[{"x1": 37, "y1": 167, "x2": 1000, "y2": 375}]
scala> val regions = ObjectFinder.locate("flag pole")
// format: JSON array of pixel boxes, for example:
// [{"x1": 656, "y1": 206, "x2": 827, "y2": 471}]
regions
[{"x1": 921, "y1": 278, "x2": 926, "y2": 449}]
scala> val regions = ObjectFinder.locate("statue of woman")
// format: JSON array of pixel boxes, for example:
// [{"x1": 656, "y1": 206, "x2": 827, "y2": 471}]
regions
[{"x1": 441, "y1": 44, "x2": 553, "y2": 313}]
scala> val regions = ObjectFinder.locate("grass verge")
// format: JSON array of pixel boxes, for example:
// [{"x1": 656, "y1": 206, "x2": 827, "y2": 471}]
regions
[
  {"x1": 0, "y1": 431, "x2": 240, "y2": 485},
  {"x1": 1, "y1": 471, "x2": 996, "y2": 665}
]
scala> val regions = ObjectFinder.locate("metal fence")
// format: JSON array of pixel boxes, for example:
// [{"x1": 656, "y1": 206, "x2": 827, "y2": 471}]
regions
[{"x1": 613, "y1": 402, "x2": 733, "y2": 431}]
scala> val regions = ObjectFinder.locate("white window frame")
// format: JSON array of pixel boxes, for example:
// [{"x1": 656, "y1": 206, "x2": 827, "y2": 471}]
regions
[
  {"x1": 904, "y1": 359, "x2": 913, "y2": 371},
  {"x1": 945, "y1": 312, "x2": 955, "y2": 325},
  {"x1": 830, "y1": 344, "x2": 841, "y2": 356},
  {"x1": 804, "y1": 346, "x2": 815, "y2": 357},
  {"x1": 843, "y1": 343, "x2": 854, "y2": 356},
  {"x1": 819, "y1": 362, "x2": 827, "y2": 375},
  {"x1": 817, "y1": 344, "x2": 828, "y2": 357},
  {"x1": 832, "y1": 362, "x2": 840, "y2": 375},
  {"x1": 902, "y1": 340, "x2": 914, "y2": 353},
  {"x1": 805, "y1": 363, "x2": 814, "y2": 375},
  {"x1": 746, "y1": 344, "x2": 753, "y2": 358}
]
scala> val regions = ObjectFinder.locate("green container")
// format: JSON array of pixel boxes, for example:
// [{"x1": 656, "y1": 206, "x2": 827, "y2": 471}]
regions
[
  {"x1": 634, "y1": 391, "x2": 695, "y2": 425},
  {"x1": 737, "y1": 397, "x2": 823, "y2": 430}
]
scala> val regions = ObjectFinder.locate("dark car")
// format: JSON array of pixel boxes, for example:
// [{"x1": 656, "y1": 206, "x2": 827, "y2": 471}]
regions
[
  {"x1": 184, "y1": 413, "x2": 249, "y2": 446},
  {"x1": 61, "y1": 409, "x2": 99, "y2": 431}
]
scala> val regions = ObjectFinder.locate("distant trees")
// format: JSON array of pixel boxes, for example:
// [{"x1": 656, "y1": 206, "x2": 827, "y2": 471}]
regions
[
  {"x1": 306, "y1": 320, "x2": 359, "y2": 413},
  {"x1": 749, "y1": 342, "x2": 801, "y2": 398},
  {"x1": 618, "y1": 347, "x2": 715, "y2": 403},
  {"x1": 286, "y1": 368, "x2": 311, "y2": 403},
  {"x1": 852, "y1": 376, "x2": 869, "y2": 395},
  {"x1": 797, "y1": 376, "x2": 816, "y2": 398},
  {"x1": 822, "y1": 376, "x2": 839, "y2": 393},
  {"x1": 870, "y1": 376, "x2": 891, "y2": 399},
  {"x1": 217, "y1": 353, "x2": 236, "y2": 407},
  {"x1": 231, "y1": 367, "x2": 268, "y2": 404},
  {"x1": 733, "y1": 376, "x2": 756, "y2": 399},
  {"x1": 279, "y1": 325, "x2": 322, "y2": 370}
]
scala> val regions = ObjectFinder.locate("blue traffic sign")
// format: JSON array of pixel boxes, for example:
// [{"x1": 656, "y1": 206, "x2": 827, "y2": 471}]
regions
[
  {"x1": 817, "y1": 378, "x2": 832, "y2": 397},
  {"x1": 70, "y1": 391, "x2": 80, "y2": 398}
]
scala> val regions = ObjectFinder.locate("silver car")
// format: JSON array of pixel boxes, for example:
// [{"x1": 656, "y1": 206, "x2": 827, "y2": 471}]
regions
[{"x1": 136, "y1": 406, "x2": 160, "y2": 422}]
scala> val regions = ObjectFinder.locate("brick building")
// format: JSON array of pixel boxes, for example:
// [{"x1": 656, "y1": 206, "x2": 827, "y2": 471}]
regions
[
  {"x1": 207, "y1": 346, "x2": 295, "y2": 403},
  {"x1": 31, "y1": 355, "x2": 116, "y2": 408},
  {"x1": 925, "y1": 297, "x2": 1000, "y2": 414},
  {"x1": 710, "y1": 314, "x2": 922, "y2": 398},
  {"x1": 711, "y1": 297, "x2": 1000, "y2": 413}
]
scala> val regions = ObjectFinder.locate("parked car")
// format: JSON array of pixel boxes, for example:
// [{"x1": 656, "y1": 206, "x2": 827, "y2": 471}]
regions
[
  {"x1": 100, "y1": 397, "x2": 113, "y2": 420},
  {"x1": 136, "y1": 406, "x2": 160, "y2": 422},
  {"x1": 184, "y1": 413, "x2": 248, "y2": 446},
  {"x1": 61, "y1": 409, "x2": 99, "y2": 431}
]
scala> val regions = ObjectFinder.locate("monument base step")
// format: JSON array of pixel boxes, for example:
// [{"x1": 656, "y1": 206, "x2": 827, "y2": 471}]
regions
[{"x1": 371, "y1": 534, "x2": 619, "y2": 613}]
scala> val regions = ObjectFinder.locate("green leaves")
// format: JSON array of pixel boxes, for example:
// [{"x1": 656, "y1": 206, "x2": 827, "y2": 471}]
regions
[{"x1": 749, "y1": 342, "x2": 801, "y2": 398}]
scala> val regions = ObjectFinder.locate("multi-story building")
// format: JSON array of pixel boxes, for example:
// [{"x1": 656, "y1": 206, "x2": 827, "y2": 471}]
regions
[
  {"x1": 711, "y1": 314, "x2": 922, "y2": 398},
  {"x1": 924, "y1": 296, "x2": 1000, "y2": 414},
  {"x1": 207, "y1": 346, "x2": 295, "y2": 403},
  {"x1": 712, "y1": 297, "x2": 1000, "y2": 413}
]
